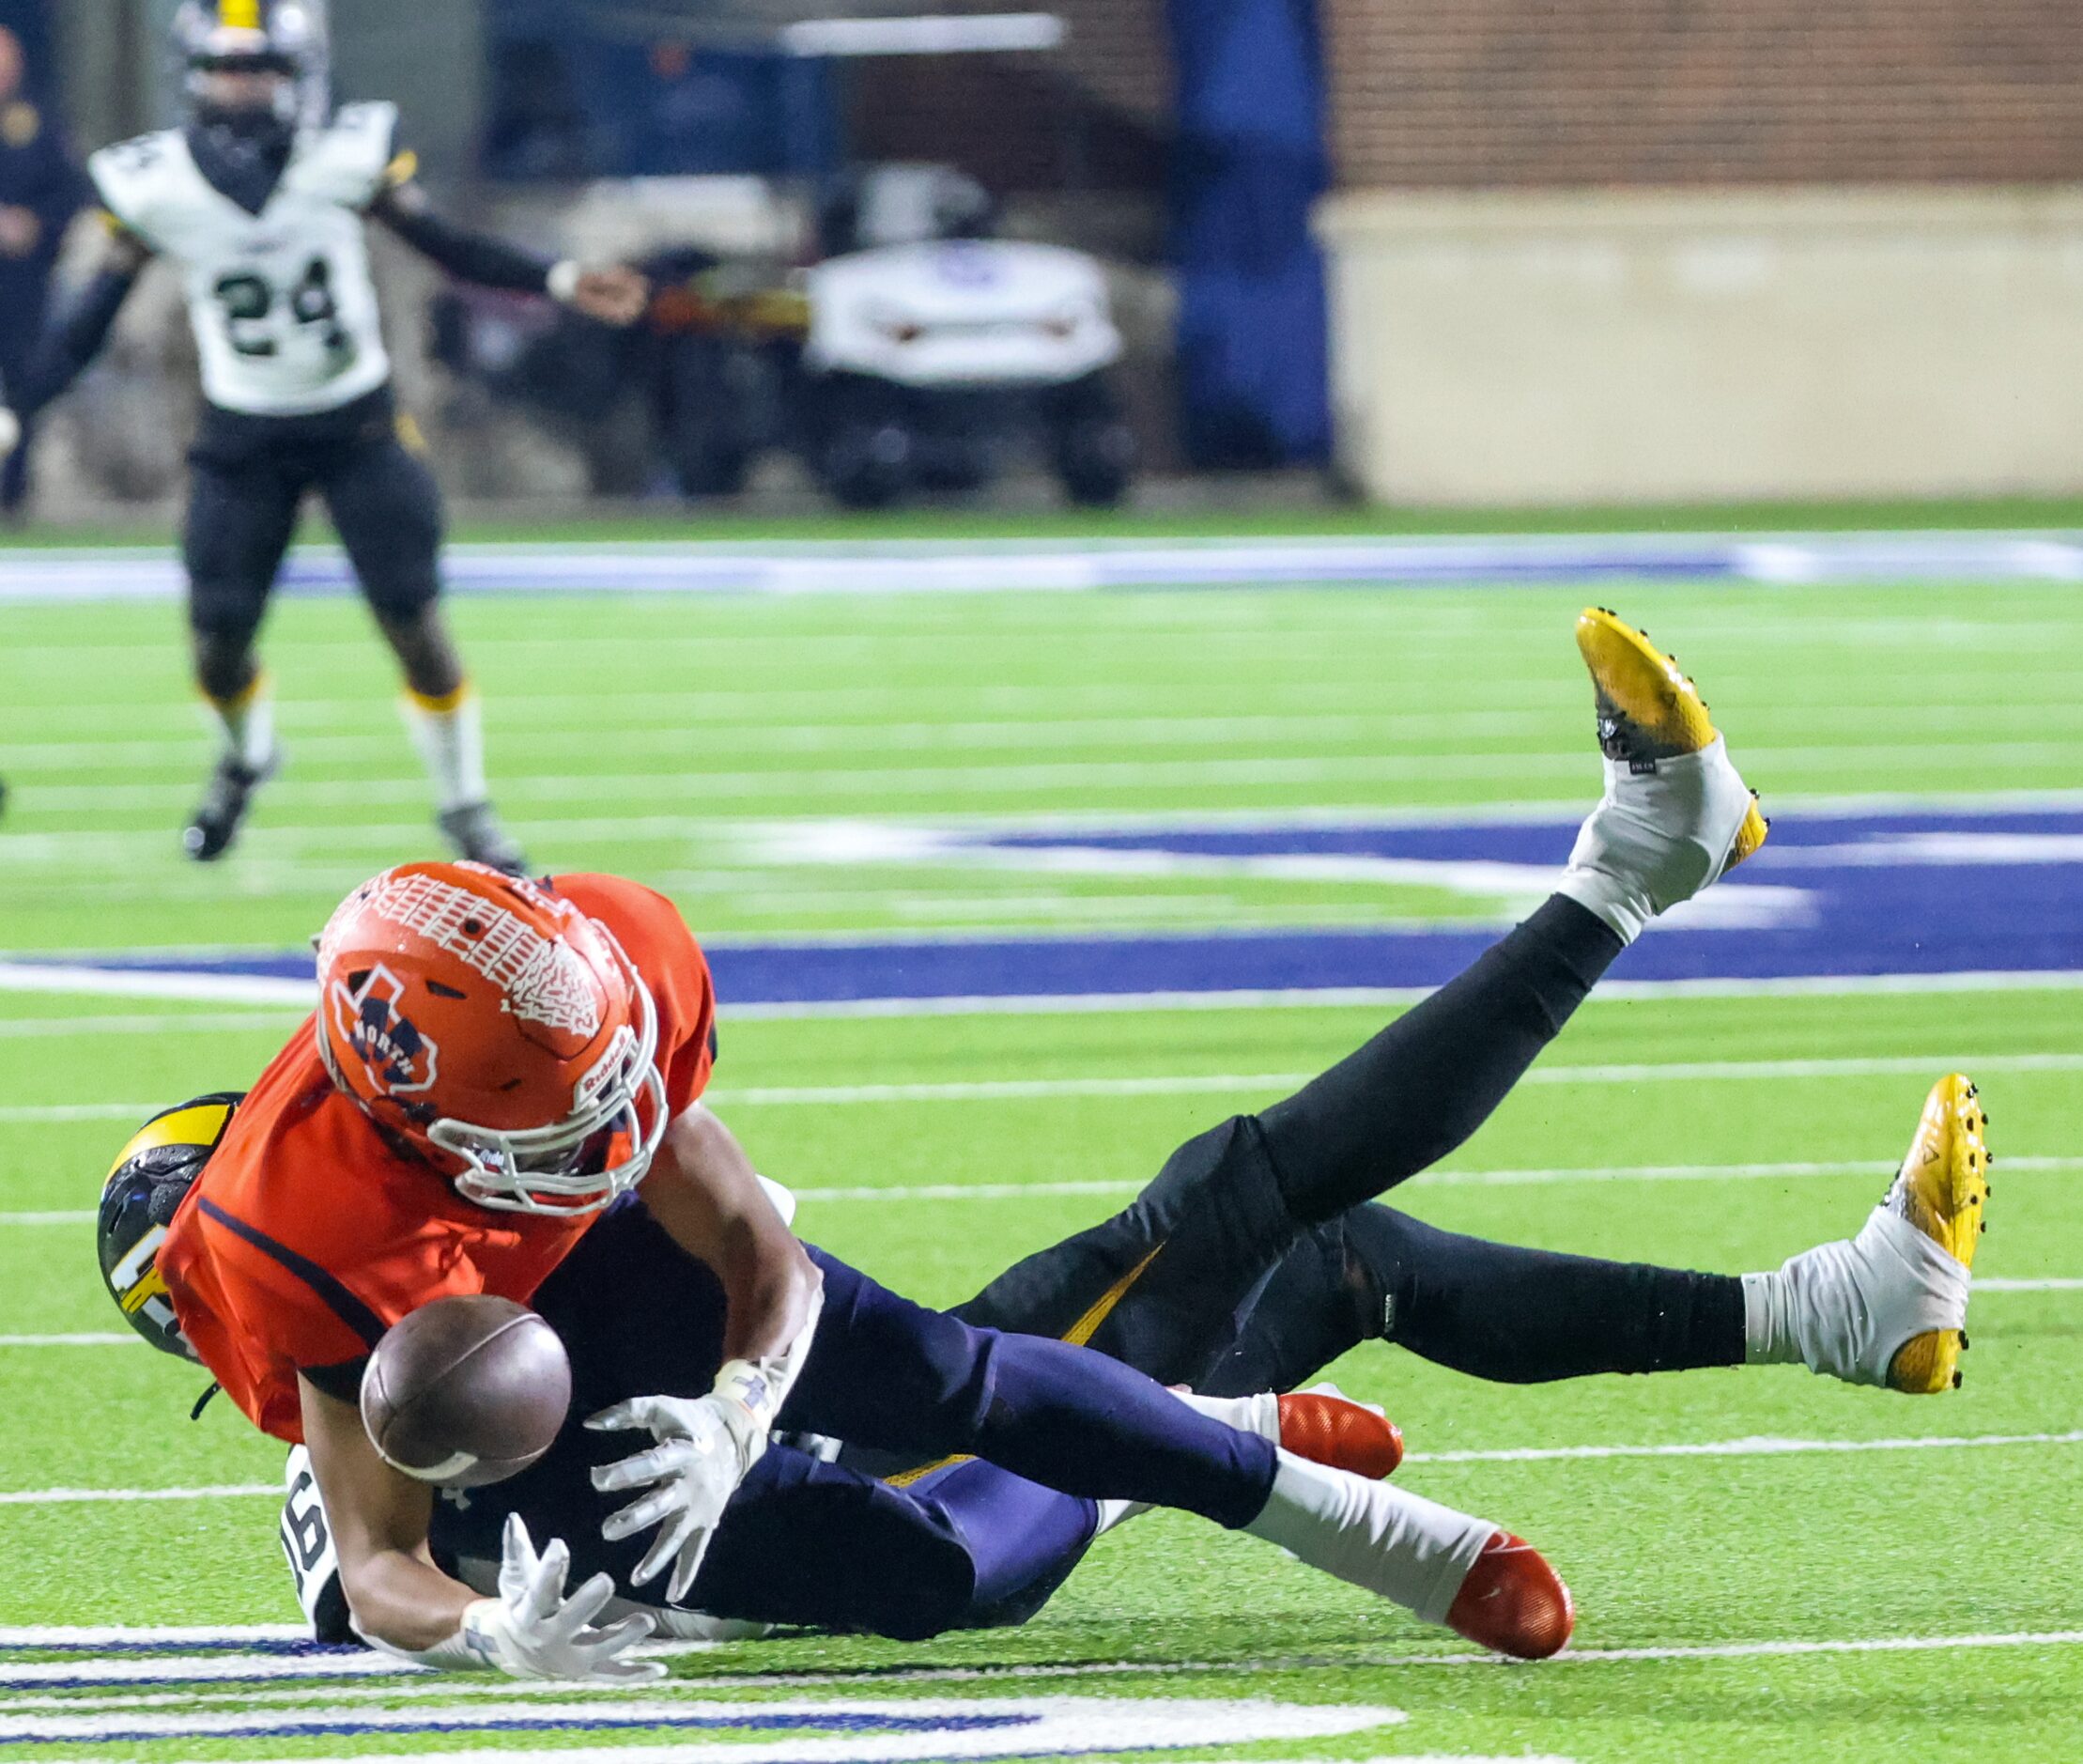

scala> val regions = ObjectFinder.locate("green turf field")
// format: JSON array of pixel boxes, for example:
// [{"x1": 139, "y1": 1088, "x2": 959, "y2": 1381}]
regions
[{"x1": 2, "y1": 565, "x2": 2080, "y2": 1761}]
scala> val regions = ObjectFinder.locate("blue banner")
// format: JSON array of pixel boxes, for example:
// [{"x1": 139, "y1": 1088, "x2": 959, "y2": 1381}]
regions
[
  {"x1": 1166, "y1": 0, "x2": 1332, "y2": 467},
  {"x1": 484, "y1": 4, "x2": 833, "y2": 180}
]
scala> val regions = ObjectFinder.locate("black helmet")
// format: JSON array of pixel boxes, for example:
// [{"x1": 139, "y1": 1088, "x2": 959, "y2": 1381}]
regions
[
  {"x1": 174, "y1": 1, "x2": 327, "y2": 138},
  {"x1": 97, "y1": 1095, "x2": 243, "y2": 1363}
]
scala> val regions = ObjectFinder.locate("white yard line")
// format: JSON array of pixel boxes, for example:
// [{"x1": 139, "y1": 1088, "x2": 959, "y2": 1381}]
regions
[
  {"x1": 10, "y1": 1630, "x2": 2083, "y2": 1714},
  {"x1": 0, "y1": 1484, "x2": 277, "y2": 1507},
  {"x1": 1976, "y1": 1277, "x2": 2083, "y2": 1292},
  {"x1": 0, "y1": 1622, "x2": 309, "y2": 1644},
  {"x1": 11, "y1": 1427, "x2": 2083, "y2": 1510},
  {"x1": 1404, "y1": 1430, "x2": 2083, "y2": 1466},
  {"x1": 0, "y1": 1334, "x2": 135, "y2": 1347},
  {"x1": 12, "y1": 1618, "x2": 2083, "y2": 1714},
  {"x1": 0, "y1": 1012, "x2": 303, "y2": 1039},
  {"x1": 694, "y1": 1051, "x2": 2083, "y2": 1105},
  {"x1": 13, "y1": 739, "x2": 2083, "y2": 811},
  {"x1": 3, "y1": 1157, "x2": 2078, "y2": 1231},
  {"x1": 0, "y1": 1103, "x2": 159, "y2": 1123}
]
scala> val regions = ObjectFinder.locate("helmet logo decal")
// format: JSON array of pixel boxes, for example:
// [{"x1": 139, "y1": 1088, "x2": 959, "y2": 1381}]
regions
[
  {"x1": 326, "y1": 872, "x2": 605, "y2": 1040},
  {"x1": 509, "y1": 941, "x2": 606, "y2": 1038},
  {"x1": 331, "y1": 962, "x2": 440, "y2": 1095}
]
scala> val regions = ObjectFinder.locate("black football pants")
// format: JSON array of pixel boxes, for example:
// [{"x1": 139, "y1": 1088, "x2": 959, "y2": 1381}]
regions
[{"x1": 942, "y1": 895, "x2": 1748, "y2": 1398}]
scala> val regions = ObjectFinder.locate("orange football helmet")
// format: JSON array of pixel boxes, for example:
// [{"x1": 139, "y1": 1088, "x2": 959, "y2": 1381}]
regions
[{"x1": 315, "y1": 862, "x2": 668, "y2": 1215}]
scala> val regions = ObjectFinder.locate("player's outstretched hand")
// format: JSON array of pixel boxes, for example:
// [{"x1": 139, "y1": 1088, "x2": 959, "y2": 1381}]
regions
[
  {"x1": 588, "y1": 1392, "x2": 761, "y2": 1603},
  {"x1": 463, "y1": 1513, "x2": 664, "y2": 1682},
  {"x1": 568, "y1": 265, "x2": 651, "y2": 327}
]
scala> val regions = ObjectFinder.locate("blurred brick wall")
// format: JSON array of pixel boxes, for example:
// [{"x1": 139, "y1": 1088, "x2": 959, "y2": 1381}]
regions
[
  {"x1": 1323, "y1": 0, "x2": 2083, "y2": 187},
  {"x1": 847, "y1": 0, "x2": 1171, "y2": 193}
]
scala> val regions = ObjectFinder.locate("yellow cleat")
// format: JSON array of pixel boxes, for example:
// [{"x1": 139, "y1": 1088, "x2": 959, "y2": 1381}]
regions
[
  {"x1": 1575, "y1": 608, "x2": 1768, "y2": 871},
  {"x1": 1883, "y1": 1074, "x2": 1992, "y2": 1394}
]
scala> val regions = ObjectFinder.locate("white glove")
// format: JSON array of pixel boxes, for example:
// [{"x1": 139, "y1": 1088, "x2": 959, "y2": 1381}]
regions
[
  {"x1": 0, "y1": 409, "x2": 19, "y2": 459},
  {"x1": 461, "y1": 1513, "x2": 663, "y2": 1682},
  {"x1": 588, "y1": 1391, "x2": 764, "y2": 1604}
]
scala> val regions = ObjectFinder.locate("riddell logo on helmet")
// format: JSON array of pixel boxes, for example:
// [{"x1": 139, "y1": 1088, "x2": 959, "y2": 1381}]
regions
[{"x1": 332, "y1": 963, "x2": 440, "y2": 1095}]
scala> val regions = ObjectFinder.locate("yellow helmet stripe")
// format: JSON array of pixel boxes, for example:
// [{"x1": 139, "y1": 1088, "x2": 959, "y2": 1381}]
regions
[
  {"x1": 105, "y1": 1101, "x2": 237, "y2": 1181},
  {"x1": 221, "y1": 0, "x2": 264, "y2": 30},
  {"x1": 119, "y1": 1266, "x2": 173, "y2": 1316}
]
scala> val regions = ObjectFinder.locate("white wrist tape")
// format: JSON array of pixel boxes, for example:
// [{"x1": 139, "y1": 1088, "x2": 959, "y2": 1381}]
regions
[
  {"x1": 547, "y1": 260, "x2": 583, "y2": 303},
  {"x1": 711, "y1": 1282, "x2": 825, "y2": 1453},
  {"x1": 353, "y1": 1599, "x2": 501, "y2": 1670}
]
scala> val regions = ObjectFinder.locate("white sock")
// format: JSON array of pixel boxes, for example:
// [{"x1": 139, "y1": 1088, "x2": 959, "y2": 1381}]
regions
[
  {"x1": 1242, "y1": 1449, "x2": 1490, "y2": 1624},
  {"x1": 1170, "y1": 1389, "x2": 1280, "y2": 1443},
  {"x1": 1556, "y1": 739, "x2": 1753, "y2": 944},
  {"x1": 400, "y1": 684, "x2": 487, "y2": 814},
  {"x1": 1742, "y1": 1206, "x2": 1969, "y2": 1385},
  {"x1": 1092, "y1": 1498, "x2": 1150, "y2": 1537},
  {"x1": 203, "y1": 675, "x2": 276, "y2": 773}
]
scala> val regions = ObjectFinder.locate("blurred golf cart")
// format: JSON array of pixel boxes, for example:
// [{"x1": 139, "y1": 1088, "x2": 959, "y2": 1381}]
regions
[{"x1": 432, "y1": 11, "x2": 1136, "y2": 508}]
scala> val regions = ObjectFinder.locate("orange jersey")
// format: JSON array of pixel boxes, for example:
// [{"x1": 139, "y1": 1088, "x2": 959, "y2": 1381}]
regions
[{"x1": 158, "y1": 874, "x2": 717, "y2": 1443}]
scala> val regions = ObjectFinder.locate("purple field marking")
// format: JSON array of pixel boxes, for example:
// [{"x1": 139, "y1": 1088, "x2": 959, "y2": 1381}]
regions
[
  {"x1": 17, "y1": 806, "x2": 2078, "y2": 1006},
  {"x1": 8, "y1": 530, "x2": 2083, "y2": 603}
]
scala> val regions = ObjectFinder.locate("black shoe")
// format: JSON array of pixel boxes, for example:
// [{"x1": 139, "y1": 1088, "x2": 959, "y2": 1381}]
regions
[
  {"x1": 183, "y1": 751, "x2": 277, "y2": 862},
  {"x1": 437, "y1": 800, "x2": 528, "y2": 874}
]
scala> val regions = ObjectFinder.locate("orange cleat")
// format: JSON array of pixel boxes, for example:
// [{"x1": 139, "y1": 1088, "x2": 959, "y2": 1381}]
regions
[
  {"x1": 1275, "y1": 1385, "x2": 1404, "y2": 1480},
  {"x1": 1443, "y1": 1531, "x2": 1574, "y2": 1660}
]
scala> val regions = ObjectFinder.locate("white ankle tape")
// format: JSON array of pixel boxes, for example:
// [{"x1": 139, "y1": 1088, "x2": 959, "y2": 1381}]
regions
[
  {"x1": 1745, "y1": 1205, "x2": 1969, "y2": 1385},
  {"x1": 1557, "y1": 739, "x2": 1752, "y2": 944}
]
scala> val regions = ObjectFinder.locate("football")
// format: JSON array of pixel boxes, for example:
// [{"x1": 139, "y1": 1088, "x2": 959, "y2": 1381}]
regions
[{"x1": 359, "y1": 1295, "x2": 572, "y2": 1489}]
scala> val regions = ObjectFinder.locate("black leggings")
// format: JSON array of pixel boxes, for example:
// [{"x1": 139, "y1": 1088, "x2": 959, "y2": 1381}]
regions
[
  {"x1": 185, "y1": 424, "x2": 443, "y2": 647},
  {"x1": 951, "y1": 896, "x2": 1746, "y2": 1395}
]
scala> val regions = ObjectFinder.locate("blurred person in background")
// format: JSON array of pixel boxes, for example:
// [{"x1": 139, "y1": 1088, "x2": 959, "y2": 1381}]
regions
[
  {"x1": 0, "y1": 23, "x2": 86, "y2": 519},
  {"x1": 0, "y1": 0, "x2": 649, "y2": 868}
]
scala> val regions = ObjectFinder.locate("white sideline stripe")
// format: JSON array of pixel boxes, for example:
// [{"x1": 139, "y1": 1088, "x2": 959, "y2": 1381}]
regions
[
  {"x1": 0, "y1": 1334, "x2": 134, "y2": 1347},
  {"x1": 17, "y1": 1631, "x2": 2083, "y2": 1705},
  {"x1": 0, "y1": 964, "x2": 312, "y2": 1006},
  {"x1": 0, "y1": 1212, "x2": 94, "y2": 1226},
  {"x1": 15, "y1": 1427, "x2": 2083, "y2": 1509},
  {"x1": 1404, "y1": 1430, "x2": 2083, "y2": 1466},
  {"x1": 6, "y1": 967, "x2": 2083, "y2": 1013}
]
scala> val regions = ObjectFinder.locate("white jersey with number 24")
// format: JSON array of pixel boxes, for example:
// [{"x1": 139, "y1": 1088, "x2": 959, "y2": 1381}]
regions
[{"x1": 87, "y1": 102, "x2": 398, "y2": 418}]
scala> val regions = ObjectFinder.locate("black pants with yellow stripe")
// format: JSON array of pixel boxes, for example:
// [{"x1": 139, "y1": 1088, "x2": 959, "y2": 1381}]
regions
[{"x1": 937, "y1": 897, "x2": 1747, "y2": 1401}]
